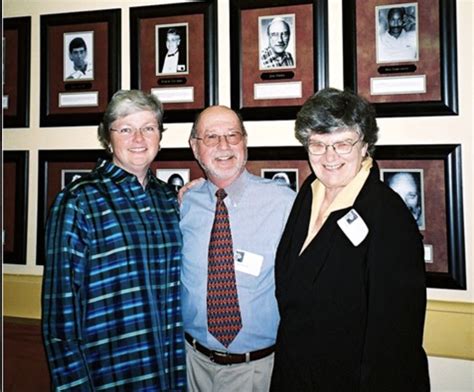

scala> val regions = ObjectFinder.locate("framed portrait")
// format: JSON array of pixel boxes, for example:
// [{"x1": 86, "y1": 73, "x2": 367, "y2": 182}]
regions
[
  {"x1": 130, "y1": 1, "x2": 218, "y2": 123},
  {"x1": 375, "y1": 3, "x2": 419, "y2": 64},
  {"x1": 374, "y1": 144, "x2": 466, "y2": 289},
  {"x1": 258, "y1": 14, "x2": 296, "y2": 71},
  {"x1": 40, "y1": 9, "x2": 121, "y2": 127},
  {"x1": 381, "y1": 168, "x2": 425, "y2": 230},
  {"x1": 3, "y1": 17, "x2": 31, "y2": 128},
  {"x1": 230, "y1": 0, "x2": 329, "y2": 120},
  {"x1": 4, "y1": 151, "x2": 29, "y2": 265},
  {"x1": 343, "y1": 0, "x2": 458, "y2": 117},
  {"x1": 63, "y1": 31, "x2": 94, "y2": 81},
  {"x1": 155, "y1": 23, "x2": 189, "y2": 76},
  {"x1": 261, "y1": 168, "x2": 299, "y2": 192}
]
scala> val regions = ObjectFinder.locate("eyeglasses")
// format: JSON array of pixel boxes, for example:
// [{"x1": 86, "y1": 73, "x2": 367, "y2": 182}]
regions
[
  {"x1": 307, "y1": 138, "x2": 361, "y2": 155},
  {"x1": 110, "y1": 125, "x2": 160, "y2": 138},
  {"x1": 194, "y1": 131, "x2": 244, "y2": 147}
]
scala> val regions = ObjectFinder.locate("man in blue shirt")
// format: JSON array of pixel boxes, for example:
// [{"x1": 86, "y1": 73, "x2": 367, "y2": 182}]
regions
[{"x1": 180, "y1": 105, "x2": 295, "y2": 391}]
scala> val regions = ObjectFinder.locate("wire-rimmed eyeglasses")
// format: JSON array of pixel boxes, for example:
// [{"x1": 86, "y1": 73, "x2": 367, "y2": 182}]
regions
[
  {"x1": 110, "y1": 125, "x2": 160, "y2": 138},
  {"x1": 193, "y1": 132, "x2": 244, "y2": 147},
  {"x1": 307, "y1": 138, "x2": 361, "y2": 155}
]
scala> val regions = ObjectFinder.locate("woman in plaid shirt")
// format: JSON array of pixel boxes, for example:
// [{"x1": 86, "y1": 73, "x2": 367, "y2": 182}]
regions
[{"x1": 42, "y1": 90, "x2": 186, "y2": 391}]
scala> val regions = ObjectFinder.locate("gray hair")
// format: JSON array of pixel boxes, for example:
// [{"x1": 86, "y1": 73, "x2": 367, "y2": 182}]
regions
[
  {"x1": 98, "y1": 90, "x2": 165, "y2": 152},
  {"x1": 295, "y1": 87, "x2": 378, "y2": 155},
  {"x1": 189, "y1": 106, "x2": 248, "y2": 140}
]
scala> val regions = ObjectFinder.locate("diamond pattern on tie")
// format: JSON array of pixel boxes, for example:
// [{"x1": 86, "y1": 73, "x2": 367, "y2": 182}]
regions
[{"x1": 207, "y1": 188, "x2": 242, "y2": 348}]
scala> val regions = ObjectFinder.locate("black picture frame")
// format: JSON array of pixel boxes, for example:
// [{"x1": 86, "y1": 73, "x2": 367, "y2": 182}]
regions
[
  {"x1": 3, "y1": 17, "x2": 31, "y2": 128},
  {"x1": 130, "y1": 0, "x2": 218, "y2": 123},
  {"x1": 230, "y1": 0, "x2": 328, "y2": 120},
  {"x1": 40, "y1": 9, "x2": 121, "y2": 127},
  {"x1": 374, "y1": 144, "x2": 465, "y2": 289},
  {"x1": 343, "y1": 0, "x2": 458, "y2": 117},
  {"x1": 4, "y1": 151, "x2": 29, "y2": 265}
]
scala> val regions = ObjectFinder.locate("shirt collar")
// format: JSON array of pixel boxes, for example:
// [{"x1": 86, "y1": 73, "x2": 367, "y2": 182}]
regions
[
  {"x1": 311, "y1": 157, "x2": 373, "y2": 221},
  {"x1": 96, "y1": 159, "x2": 157, "y2": 187},
  {"x1": 206, "y1": 169, "x2": 249, "y2": 206}
]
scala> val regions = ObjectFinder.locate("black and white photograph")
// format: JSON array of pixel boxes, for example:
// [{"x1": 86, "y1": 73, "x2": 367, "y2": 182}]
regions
[
  {"x1": 61, "y1": 169, "x2": 91, "y2": 189},
  {"x1": 156, "y1": 168, "x2": 190, "y2": 193},
  {"x1": 155, "y1": 23, "x2": 189, "y2": 76},
  {"x1": 63, "y1": 31, "x2": 94, "y2": 81},
  {"x1": 258, "y1": 14, "x2": 296, "y2": 70},
  {"x1": 261, "y1": 168, "x2": 298, "y2": 191},
  {"x1": 376, "y1": 3, "x2": 418, "y2": 64},
  {"x1": 381, "y1": 168, "x2": 425, "y2": 230}
]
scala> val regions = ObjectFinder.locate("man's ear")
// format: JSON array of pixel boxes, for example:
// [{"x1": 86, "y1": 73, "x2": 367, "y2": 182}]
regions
[{"x1": 189, "y1": 138, "x2": 199, "y2": 159}]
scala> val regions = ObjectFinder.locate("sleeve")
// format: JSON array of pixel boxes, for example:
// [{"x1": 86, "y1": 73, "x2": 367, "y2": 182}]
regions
[
  {"x1": 360, "y1": 193, "x2": 429, "y2": 391},
  {"x1": 41, "y1": 190, "x2": 94, "y2": 391}
]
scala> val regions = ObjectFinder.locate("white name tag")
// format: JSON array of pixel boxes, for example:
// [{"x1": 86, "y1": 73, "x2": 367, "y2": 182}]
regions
[
  {"x1": 234, "y1": 249, "x2": 264, "y2": 277},
  {"x1": 337, "y1": 209, "x2": 369, "y2": 247}
]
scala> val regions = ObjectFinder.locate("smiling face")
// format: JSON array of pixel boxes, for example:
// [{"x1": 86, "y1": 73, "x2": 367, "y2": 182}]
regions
[
  {"x1": 387, "y1": 8, "x2": 405, "y2": 38},
  {"x1": 307, "y1": 128, "x2": 368, "y2": 196},
  {"x1": 190, "y1": 106, "x2": 247, "y2": 189},
  {"x1": 109, "y1": 110, "x2": 161, "y2": 183},
  {"x1": 268, "y1": 19, "x2": 290, "y2": 55}
]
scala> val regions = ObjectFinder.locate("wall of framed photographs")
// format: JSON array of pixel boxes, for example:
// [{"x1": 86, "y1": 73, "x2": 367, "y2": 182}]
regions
[{"x1": 3, "y1": 0, "x2": 474, "y2": 387}]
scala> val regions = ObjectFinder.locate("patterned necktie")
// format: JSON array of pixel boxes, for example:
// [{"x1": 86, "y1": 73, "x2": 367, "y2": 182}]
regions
[{"x1": 207, "y1": 189, "x2": 242, "y2": 348}]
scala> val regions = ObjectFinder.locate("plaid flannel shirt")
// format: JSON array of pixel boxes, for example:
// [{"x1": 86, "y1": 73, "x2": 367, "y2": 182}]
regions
[
  {"x1": 260, "y1": 47, "x2": 294, "y2": 68},
  {"x1": 42, "y1": 159, "x2": 186, "y2": 391}
]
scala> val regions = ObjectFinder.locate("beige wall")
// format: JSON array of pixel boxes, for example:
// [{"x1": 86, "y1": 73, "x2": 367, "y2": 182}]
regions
[{"x1": 4, "y1": 0, "x2": 474, "y2": 387}]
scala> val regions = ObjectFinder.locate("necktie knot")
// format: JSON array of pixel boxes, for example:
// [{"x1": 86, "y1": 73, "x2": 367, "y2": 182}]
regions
[{"x1": 216, "y1": 189, "x2": 227, "y2": 200}]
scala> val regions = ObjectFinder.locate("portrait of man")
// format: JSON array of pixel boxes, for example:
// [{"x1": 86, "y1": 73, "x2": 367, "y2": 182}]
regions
[
  {"x1": 261, "y1": 168, "x2": 298, "y2": 191},
  {"x1": 259, "y1": 14, "x2": 296, "y2": 70},
  {"x1": 382, "y1": 169, "x2": 425, "y2": 230},
  {"x1": 63, "y1": 31, "x2": 94, "y2": 81},
  {"x1": 156, "y1": 23, "x2": 188, "y2": 75},
  {"x1": 376, "y1": 3, "x2": 418, "y2": 63}
]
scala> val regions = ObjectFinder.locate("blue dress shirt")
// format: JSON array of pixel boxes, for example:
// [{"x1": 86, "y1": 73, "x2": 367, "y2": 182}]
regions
[{"x1": 180, "y1": 170, "x2": 295, "y2": 353}]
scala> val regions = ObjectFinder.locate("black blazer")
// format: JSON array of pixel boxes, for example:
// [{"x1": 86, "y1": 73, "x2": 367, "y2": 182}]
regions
[{"x1": 271, "y1": 162, "x2": 430, "y2": 392}]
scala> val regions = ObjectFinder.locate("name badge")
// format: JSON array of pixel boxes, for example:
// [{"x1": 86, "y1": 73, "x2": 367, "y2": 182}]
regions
[
  {"x1": 337, "y1": 209, "x2": 369, "y2": 247},
  {"x1": 234, "y1": 249, "x2": 264, "y2": 277}
]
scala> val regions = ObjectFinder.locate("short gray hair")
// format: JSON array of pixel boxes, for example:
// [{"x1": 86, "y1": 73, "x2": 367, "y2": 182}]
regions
[
  {"x1": 98, "y1": 90, "x2": 165, "y2": 152},
  {"x1": 295, "y1": 87, "x2": 378, "y2": 155}
]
